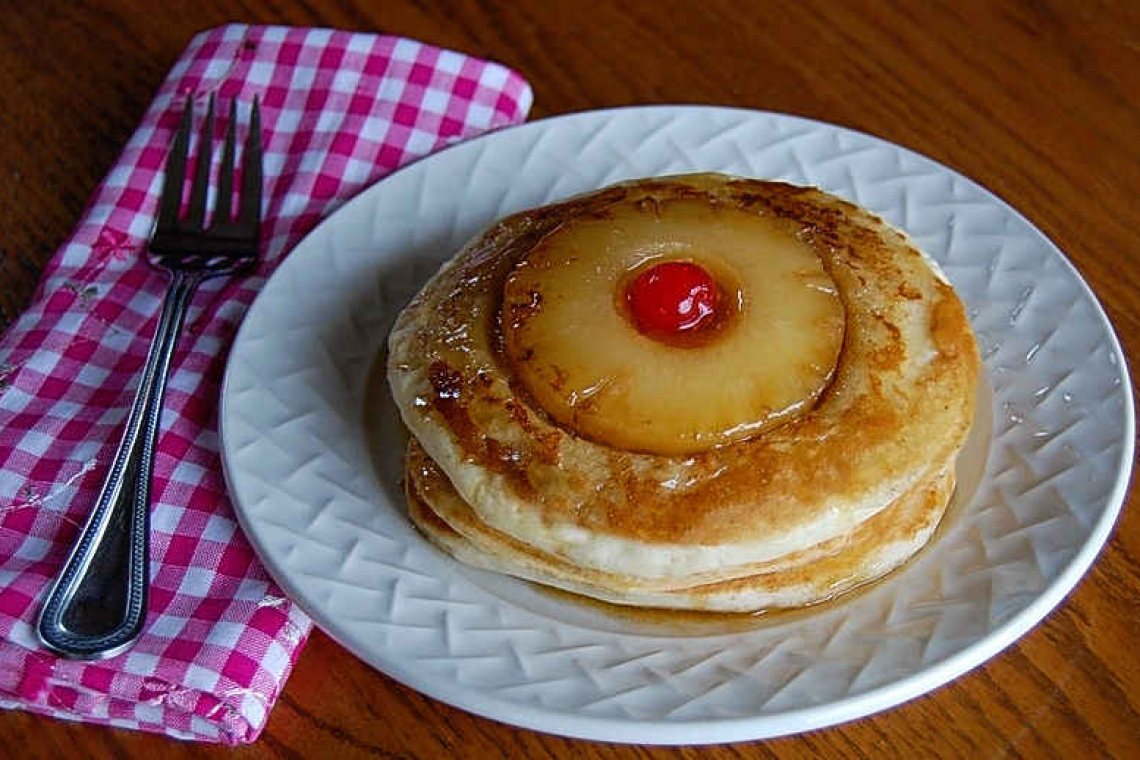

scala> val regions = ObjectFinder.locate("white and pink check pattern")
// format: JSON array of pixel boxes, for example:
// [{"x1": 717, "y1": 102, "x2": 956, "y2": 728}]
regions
[{"x1": 0, "y1": 24, "x2": 532, "y2": 743}]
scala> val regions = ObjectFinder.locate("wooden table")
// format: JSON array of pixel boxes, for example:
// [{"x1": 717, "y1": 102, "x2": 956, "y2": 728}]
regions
[{"x1": 2, "y1": 1, "x2": 1137, "y2": 757}]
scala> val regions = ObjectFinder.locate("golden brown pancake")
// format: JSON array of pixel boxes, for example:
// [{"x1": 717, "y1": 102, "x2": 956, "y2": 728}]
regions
[
  {"x1": 405, "y1": 438, "x2": 956, "y2": 611},
  {"x1": 387, "y1": 173, "x2": 979, "y2": 587}
]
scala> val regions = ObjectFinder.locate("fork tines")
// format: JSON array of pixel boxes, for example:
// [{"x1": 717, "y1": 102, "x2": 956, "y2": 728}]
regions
[{"x1": 154, "y1": 94, "x2": 262, "y2": 255}]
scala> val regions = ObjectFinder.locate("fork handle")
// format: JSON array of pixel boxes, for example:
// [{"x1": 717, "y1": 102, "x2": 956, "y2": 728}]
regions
[{"x1": 37, "y1": 271, "x2": 202, "y2": 659}]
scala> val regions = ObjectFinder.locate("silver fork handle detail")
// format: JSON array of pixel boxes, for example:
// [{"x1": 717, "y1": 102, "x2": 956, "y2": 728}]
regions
[{"x1": 37, "y1": 270, "x2": 202, "y2": 659}]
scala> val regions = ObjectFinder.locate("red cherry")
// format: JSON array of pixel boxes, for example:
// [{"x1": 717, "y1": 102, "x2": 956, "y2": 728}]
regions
[{"x1": 626, "y1": 261, "x2": 719, "y2": 334}]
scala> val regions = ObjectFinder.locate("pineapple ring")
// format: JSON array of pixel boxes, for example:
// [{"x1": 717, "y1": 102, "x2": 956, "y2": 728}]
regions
[
  {"x1": 500, "y1": 195, "x2": 845, "y2": 455},
  {"x1": 387, "y1": 174, "x2": 979, "y2": 579}
]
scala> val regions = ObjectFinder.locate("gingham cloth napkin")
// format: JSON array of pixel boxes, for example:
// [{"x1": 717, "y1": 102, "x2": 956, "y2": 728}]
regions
[{"x1": 0, "y1": 24, "x2": 532, "y2": 743}]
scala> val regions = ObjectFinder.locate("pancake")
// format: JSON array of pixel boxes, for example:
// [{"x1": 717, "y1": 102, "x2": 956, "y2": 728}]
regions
[
  {"x1": 405, "y1": 438, "x2": 956, "y2": 611},
  {"x1": 387, "y1": 173, "x2": 979, "y2": 586}
]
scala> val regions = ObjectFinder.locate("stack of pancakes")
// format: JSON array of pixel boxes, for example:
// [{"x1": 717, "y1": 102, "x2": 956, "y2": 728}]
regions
[{"x1": 387, "y1": 173, "x2": 979, "y2": 612}]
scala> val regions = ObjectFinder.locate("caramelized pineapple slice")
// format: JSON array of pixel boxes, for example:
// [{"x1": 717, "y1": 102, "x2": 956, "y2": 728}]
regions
[{"x1": 501, "y1": 196, "x2": 844, "y2": 456}]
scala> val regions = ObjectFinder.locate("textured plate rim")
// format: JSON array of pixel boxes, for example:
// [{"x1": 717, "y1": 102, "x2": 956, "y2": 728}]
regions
[{"x1": 220, "y1": 105, "x2": 1136, "y2": 743}]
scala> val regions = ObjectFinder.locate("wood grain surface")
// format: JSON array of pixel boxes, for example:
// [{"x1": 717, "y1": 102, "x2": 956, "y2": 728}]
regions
[{"x1": 2, "y1": 1, "x2": 1138, "y2": 758}]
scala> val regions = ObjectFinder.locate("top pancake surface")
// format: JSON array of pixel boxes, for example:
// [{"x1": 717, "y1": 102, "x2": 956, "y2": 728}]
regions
[{"x1": 387, "y1": 173, "x2": 979, "y2": 579}]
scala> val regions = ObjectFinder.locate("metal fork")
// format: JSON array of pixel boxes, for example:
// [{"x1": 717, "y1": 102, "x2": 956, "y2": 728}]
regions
[{"x1": 37, "y1": 95, "x2": 262, "y2": 659}]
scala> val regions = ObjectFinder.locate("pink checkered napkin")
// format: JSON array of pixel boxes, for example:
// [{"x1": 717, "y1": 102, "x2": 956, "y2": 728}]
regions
[{"x1": 0, "y1": 24, "x2": 532, "y2": 743}]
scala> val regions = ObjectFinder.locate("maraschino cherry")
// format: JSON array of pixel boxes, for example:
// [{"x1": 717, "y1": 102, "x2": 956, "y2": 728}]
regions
[{"x1": 626, "y1": 261, "x2": 719, "y2": 334}]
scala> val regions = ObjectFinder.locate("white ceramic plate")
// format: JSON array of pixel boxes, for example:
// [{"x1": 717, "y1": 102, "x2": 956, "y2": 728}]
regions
[{"x1": 219, "y1": 106, "x2": 1134, "y2": 743}]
